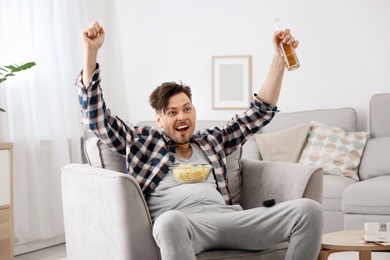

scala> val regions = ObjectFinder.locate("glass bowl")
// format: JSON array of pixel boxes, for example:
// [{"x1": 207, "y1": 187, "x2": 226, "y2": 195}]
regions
[{"x1": 169, "y1": 164, "x2": 212, "y2": 183}]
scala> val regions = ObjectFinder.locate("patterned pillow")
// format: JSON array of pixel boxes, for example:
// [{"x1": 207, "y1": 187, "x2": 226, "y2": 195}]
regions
[{"x1": 299, "y1": 121, "x2": 369, "y2": 180}]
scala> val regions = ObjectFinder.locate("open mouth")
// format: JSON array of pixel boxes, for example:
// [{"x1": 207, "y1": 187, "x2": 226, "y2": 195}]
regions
[{"x1": 175, "y1": 125, "x2": 189, "y2": 133}]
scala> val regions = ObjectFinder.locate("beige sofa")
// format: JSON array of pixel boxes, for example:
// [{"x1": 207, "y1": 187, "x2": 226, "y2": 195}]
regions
[{"x1": 241, "y1": 93, "x2": 390, "y2": 233}]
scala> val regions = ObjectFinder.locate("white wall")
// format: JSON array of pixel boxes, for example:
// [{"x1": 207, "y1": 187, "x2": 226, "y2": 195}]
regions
[{"x1": 97, "y1": 0, "x2": 390, "y2": 131}]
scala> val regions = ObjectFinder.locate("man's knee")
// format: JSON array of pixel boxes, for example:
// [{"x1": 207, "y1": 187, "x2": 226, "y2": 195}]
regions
[
  {"x1": 295, "y1": 199, "x2": 324, "y2": 229},
  {"x1": 301, "y1": 199, "x2": 324, "y2": 217},
  {"x1": 153, "y1": 210, "x2": 192, "y2": 241}
]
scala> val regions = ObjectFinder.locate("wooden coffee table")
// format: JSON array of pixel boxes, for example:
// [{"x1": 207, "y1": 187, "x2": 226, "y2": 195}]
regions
[{"x1": 318, "y1": 230, "x2": 390, "y2": 260}]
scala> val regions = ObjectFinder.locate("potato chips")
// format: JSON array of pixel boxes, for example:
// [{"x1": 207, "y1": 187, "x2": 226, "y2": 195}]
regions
[{"x1": 170, "y1": 164, "x2": 212, "y2": 183}]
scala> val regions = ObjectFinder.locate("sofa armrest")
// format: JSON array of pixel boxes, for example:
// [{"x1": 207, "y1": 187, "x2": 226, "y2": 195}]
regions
[
  {"x1": 61, "y1": 164, "x2": 160, "y2": 260},
  {"x1": 240, "y1": 159, "x2": 323, "y2": 210}
]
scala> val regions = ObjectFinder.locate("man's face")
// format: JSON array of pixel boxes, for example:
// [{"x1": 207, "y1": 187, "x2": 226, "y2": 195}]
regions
[{"x1": 156, "y1": 92, "x2": 196, "y2": 145}]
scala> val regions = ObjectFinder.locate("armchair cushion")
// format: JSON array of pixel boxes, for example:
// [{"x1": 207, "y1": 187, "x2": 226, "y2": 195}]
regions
[
  {"x1": 226, "y1": 148, "x2": 242, "y2": 205},
  {"x1": 84, "y1": 137, "x2": 126, "y2": 173}
]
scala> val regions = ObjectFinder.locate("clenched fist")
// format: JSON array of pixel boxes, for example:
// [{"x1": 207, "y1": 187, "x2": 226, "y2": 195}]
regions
[{"x1": 81, "y1": 21, "x2": 105, "y2": 52}]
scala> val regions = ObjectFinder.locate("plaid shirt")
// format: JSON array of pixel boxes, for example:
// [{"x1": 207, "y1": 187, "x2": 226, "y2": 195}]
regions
[{"x1": 78, "y1": 65, "x2": 278, "y2": 205}]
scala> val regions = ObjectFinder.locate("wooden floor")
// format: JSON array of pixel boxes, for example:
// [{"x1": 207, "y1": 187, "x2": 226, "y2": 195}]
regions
[{"x1": 14, "y1": 243, "x2": 390, "y2": 260}]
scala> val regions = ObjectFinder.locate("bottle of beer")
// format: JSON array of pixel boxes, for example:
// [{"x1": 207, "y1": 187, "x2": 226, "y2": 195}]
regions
[{"x1": 274, "y1": 18, "x2": 300, "y2": 71}]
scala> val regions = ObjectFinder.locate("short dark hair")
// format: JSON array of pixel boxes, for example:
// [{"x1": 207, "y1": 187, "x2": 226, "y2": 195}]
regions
[{"x1": 149, "y1": 81, "x2": 192, "y2": 114}]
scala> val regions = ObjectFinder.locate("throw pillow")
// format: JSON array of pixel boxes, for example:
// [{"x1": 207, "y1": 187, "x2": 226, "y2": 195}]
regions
[
  {"x1": 299, "y1": 121, "x2": 369, "y2": 180},
  {"x1": 255, "y1": 123, "x2": 311, "y2": 163}
]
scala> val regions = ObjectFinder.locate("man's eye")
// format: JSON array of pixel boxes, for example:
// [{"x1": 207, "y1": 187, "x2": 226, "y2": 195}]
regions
[
  {"x1": 185, "y1": 107, "x2": 192, "y2": 112},
  {"x1": 168, "y1": 111, "x2": 176, "y2": 116}
]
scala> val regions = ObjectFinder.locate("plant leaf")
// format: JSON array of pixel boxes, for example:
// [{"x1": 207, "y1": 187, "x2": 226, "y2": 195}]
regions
[
  {"x1": 0, "y1": 61, "x2": 36, "y2": 84},
  {"x1": 10, "y1": 62, "x2": 36, "y2": 72},
  {"x1": 5, "y1": 65, "x2": 16, "y2": 70}
]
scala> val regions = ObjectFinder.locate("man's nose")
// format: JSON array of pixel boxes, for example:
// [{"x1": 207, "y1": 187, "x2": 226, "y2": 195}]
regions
[{"x1": 177, "y1": 111, "x2": 187, "y2": 120}]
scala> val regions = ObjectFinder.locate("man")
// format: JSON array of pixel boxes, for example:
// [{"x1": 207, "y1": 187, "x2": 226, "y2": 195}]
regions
[{"x1": 78, "y1": 21, "x2": 324, "y2": 260}]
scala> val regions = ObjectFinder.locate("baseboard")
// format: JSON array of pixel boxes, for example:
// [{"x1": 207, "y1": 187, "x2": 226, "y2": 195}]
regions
[{"x1": 14, "y1": 234, "x2": 65, "y2": 256}]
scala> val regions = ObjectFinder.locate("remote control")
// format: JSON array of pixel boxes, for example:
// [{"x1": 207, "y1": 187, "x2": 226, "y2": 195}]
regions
[{"x1": 262, "y1": 199, "x2": 276, "y2": 207}]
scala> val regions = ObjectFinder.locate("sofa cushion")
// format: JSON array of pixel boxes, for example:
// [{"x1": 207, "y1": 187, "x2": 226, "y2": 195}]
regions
[
  {"x1": 358, "y1": 137, "x2": 390, "y2": 180},
  {"x1": 299, "y1": 121, "x2": 369, "y2": 180},
  {"x1": 342, "y1": 176, "x2": 390, "y2": 215},
  {"x1": 322, "y1": 175, "x2": 357, "y2": 211},
  {"x1": 255, "y1": 123, "x2": 310, "y2": 163}
]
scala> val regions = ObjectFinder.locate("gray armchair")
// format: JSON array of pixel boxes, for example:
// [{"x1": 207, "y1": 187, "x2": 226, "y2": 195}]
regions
[{"x1": 61, "y1": 137, "x2": 323, "y2": 260}]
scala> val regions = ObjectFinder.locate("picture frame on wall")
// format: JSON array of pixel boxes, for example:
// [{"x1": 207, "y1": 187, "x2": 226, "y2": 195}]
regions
[{"x1": 212, "y1": 55, "x2": 252, "y2": 110}]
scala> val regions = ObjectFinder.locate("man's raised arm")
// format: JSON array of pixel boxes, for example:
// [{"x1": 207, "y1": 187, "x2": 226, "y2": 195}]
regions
[
  {"x1": 80, "y1": 21, "x2": 105, "y2": 86},
  {"x1": 257, "y1": 28, "x2": 299, "y2": 106}
]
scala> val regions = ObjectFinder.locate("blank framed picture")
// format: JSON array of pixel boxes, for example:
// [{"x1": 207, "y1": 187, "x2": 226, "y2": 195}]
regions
[{"x1": 212, "y1": 55, "x2": 252, "y2": 110}]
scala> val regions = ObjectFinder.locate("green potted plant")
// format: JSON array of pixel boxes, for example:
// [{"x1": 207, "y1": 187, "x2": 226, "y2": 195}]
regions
[{"x1": 0, "y1": 62, "x2": 36, "y2": 112}]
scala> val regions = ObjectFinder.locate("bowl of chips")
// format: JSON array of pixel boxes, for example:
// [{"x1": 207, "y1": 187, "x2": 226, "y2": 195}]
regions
[{"x1": 170, "y1": 164, "x2": 212, "y2": 183}]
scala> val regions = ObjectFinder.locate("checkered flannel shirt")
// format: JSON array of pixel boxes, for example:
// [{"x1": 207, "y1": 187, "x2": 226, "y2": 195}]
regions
[{"x1": 77, "y1": 65, "x2": 278, "y2": 205}]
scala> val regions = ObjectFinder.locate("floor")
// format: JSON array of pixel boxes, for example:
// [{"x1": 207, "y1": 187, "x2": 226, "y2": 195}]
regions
[
  {"x1": 14, "y1": 244, "x2": 66, "y2": 260},
  {"x1": 14, "y1": 243, "x2": 390, "y2": 260}
]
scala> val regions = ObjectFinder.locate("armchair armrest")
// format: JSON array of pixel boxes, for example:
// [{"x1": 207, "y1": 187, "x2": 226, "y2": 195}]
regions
[
  {"x1": 240, "y1": 159, "x2": 323, "y2": 210},
  {"x1": 61, "y1": 163, "x2": 160, "y2": 260}
]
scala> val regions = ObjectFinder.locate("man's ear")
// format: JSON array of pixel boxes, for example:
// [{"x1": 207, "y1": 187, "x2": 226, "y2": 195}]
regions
[
  {"x1": 193, "y1": 106, "x2": 197, "y2": 119},
  {"x1": 155, "y1": 114, "x2": 163, "y2": 128}
]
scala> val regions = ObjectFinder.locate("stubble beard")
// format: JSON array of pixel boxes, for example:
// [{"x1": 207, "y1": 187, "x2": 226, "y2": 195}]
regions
[
  {"x1": 171, "y1": 128, "x2": 194, "y2": 145},
  {"x1": 173, "y1": 134, "x2": 192, "y2": 145}
]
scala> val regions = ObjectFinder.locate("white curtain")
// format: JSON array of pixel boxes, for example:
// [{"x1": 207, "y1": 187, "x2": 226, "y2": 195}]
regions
[{"x1": 0, "y1": 0, "x2": 88, "y2": 247}]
